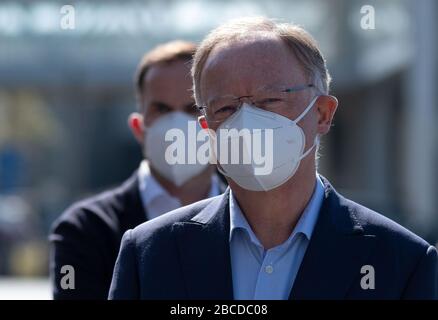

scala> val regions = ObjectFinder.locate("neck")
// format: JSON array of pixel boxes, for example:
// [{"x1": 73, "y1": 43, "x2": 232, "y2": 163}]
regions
[
  {"x1": 231, "y1": 161, "x2": 317, "y2": 250},
  {"x1": 149, "y1": 164, "x2": 215, "y2": 206}
]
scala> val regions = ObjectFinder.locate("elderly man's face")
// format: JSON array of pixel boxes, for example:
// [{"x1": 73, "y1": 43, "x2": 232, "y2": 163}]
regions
[{"x1": 200, "y1": 36, "x2": 334, "y2": 147}]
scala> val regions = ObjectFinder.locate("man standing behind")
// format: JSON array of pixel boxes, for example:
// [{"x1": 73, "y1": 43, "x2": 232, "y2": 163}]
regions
[
  {"x1": 50, "y1": 41, "x2": 224, "y2": 299},
  {"x1": 109, "y1": 18, "x2": 437, "y2": 300}
]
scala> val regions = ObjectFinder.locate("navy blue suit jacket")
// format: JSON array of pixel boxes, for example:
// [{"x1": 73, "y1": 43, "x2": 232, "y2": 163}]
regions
[
  {"x1": 109, "y1": 178, "x2": 438, "y2": 299},
  {"x1": 50, "y1": 172, "x2": 146, "y2": 299}
]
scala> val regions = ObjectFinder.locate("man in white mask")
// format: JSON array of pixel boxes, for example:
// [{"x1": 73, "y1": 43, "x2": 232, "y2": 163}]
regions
[
  {"x1": 110, "y1": 18, "x2": 437, "y2": 300},
  {"x1": 50, "y1": 41, "x2": 225, "y2": 300},
  {"x1": 128, "y1": 41, "x2": 222, "y2": 218}
]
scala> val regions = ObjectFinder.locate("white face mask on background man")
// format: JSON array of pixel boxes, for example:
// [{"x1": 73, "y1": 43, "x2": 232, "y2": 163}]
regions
[
  {"x1": 214, "y1": 96, "x2": 320, "y2": 192},
  {"x1": 144, "y1": 111, "x2": 208, "y2": 186}
]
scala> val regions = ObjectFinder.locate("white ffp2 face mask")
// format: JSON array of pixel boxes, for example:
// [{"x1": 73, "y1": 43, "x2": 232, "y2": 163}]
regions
[
  {"x1": 213, "y1": 96, "x2": 319, "y2": 192},
  {"x1": 144, "y1": 111, "x2": 208, "y2": 187}
]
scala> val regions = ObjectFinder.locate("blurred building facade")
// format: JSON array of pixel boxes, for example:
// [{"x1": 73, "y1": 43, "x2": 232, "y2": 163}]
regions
[{"x1": 0, "y1": 0, "x2": 436, "y2": 276}]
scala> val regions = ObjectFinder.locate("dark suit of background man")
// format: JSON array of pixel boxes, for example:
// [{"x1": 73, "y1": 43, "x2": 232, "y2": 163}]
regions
[
  {"x1": 49, "y1": 41, "x2": 225, "y2": 299},
  {"x1": 109, "y1": 18, "x2": 437, "y2": 300}
]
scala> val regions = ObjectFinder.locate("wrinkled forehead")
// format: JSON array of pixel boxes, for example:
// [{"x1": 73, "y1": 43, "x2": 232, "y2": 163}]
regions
[{"x1": 199, "y1": 36, "x2": 307, "y2": 102}]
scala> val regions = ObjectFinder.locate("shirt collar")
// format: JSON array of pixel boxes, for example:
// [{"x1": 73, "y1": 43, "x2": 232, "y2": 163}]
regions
[
  {"x1": 229, "y1": 175, "x2": 325, "y2": 246},
  {"x1": 138, "y1": 160, "x2": 220, "y2": 212},
  {"x1": 138, "y1": 160, "x2": 172, "y2": 208}
]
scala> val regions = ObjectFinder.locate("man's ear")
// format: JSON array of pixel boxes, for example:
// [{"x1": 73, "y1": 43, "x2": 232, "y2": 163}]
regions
[
  {"x1": 316, "y1": 95, "x2": 338, "y2": 135},
  {"x1": 128, "y1": 112, "x2": 145, "y2": 145}
]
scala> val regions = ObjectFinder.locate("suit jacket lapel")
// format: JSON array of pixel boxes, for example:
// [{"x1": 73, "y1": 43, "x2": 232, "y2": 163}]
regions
[
  {"x1": 173, "y1": 189, "x2": 234, "y2": 299},
  {"x1": 290, "y1": 178, "x2": 377, "y2": 299}
]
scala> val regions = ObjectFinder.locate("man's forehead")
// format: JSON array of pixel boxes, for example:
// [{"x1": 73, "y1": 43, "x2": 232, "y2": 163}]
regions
[
  {"x1": 200, "y1": 36, "x2": 306, "y2": 97},
  {"x1": 141, "y1": 60, "x2": 193, "y2": 103},
  {"x1": 144, "y1": 60, "x2": 191, "y2": 86},
  {"x1": 206, "y1": 36, "x2": 296, "y2": 69}
]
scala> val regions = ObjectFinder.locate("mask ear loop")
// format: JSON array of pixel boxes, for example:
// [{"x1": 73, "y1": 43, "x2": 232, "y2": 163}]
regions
[
  {"x1": 298, "y1": 135, "x2": 320, "y2": 161},
  {"x1": 293, "y1": 95, "x2": 320, "y2": 161},
  {"x1": 294, "y1": 95, "x2": 319, "y2": 123}
]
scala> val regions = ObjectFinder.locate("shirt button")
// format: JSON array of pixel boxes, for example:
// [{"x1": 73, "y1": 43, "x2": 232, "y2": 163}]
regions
[{"x1": 265, "y1": 265, "x2": 274, "y2": 274}]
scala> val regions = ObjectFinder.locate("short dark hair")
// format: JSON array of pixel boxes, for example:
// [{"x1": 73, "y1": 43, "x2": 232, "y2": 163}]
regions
[{"x1": 135, "y1": 40, "x2": 196, "y2": 102}]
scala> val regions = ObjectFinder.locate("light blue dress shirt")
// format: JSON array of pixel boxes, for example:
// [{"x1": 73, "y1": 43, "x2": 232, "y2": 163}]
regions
[{"x1": 229, "y1": 176, "x2": 325, "y2": 300}]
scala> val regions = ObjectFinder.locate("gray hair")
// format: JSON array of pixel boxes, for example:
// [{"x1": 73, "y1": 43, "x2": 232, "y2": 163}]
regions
[{"x1": 192, "y1": 17, "x2": 332, "y2": 106}]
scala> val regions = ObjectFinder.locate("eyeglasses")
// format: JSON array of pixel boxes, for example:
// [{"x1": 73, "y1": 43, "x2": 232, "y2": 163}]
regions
[{"x1": 198, "y1": 83, "x2": 315, "y2": 125}]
